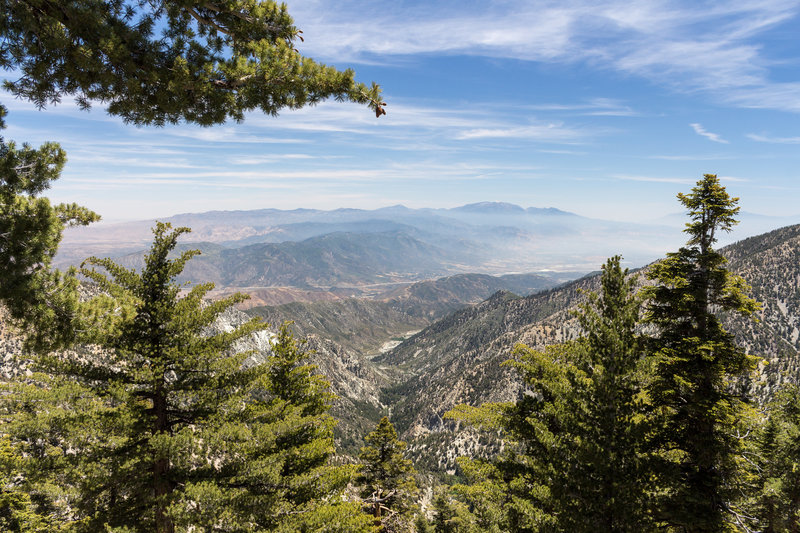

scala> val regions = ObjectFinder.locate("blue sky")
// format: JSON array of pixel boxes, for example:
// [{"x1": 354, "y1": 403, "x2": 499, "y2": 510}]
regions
[{"x1": 3, "y1": 0, "x2": 800, "y2": 224}]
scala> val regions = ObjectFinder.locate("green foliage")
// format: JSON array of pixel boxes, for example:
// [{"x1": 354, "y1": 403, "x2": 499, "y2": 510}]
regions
[
  {"x1": 0, "y1": 435, "x2": 59, "y2": 533},
  {"x1": 563, "y1": 255, "x2": 651, "y2": 530},
  {"x1": 1, "y1": 223, "x2": 372, "y2": 532},
  {"x1": 430, "y1": 492, "x2": 473, "y2": 533},
  {"x1": 0, "y1": 104, "x2": 100, "y2": 351},
  {"x1": 1, "y1": 0, "x2": 382, "y2": 351},
  {"x1": 447, "y1": 256, "x2": 651, "y2": 532},
  {"x1": 449, "y1": 459, "x2": 505, "y2": 533},
  {"x1": 414, "y1": 513, "x2": 434, "y2": 533},
  {"x1": 643, "y1": 174, "x2": 760, "y2": 531},
  {"x1": 358, "y1": 417, "x2": 419, "y2": 532},
  {"x1": 751, "y1": 385, "x2": 800, "y2": 531},
  {"x1": 0, "y1": 0, "x2": 384, "y2": 124}
]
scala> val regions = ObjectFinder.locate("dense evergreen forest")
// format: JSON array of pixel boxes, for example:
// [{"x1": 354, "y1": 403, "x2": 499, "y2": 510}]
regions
[{"x1": 1, "y1": 1, "x2": 799, "y2": 532}]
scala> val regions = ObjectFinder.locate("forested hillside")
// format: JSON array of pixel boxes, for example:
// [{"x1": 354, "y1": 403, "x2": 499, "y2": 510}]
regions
[{"x1": 375, "y1": 223, "x2": 800, "y2": 473}]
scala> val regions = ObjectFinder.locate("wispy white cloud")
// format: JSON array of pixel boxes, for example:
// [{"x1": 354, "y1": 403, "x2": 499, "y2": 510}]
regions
[
  {"x1": 289, "y1": 0, "x2": 800, "y2": 112},
  {"x1": 66, "y1": 154, "x2": 202, "y2": 169},
  {"x1": 455, "y1": 121, "x2": 590, "y2": 142},
  {"x1": 159, "y1": 127, "x2": 310, "y2": 144},
  {"x1": 526, "y1": 98, "x2": 638, "y2": 117},
  {"x1": 690, "y1": 123, "x2": 729, "y2": 144},
  {"x1": 538, "y1": 148, "x2": 588, "y2": 155},
  {"x1": 60, "y1": 158, "x2": 544, "y2": 190},
  {"x1": 747, "y1": 132, "x2": 800, "y2": 144},
  {"x1": 611, "y1": 173, "x2": 748, "y2": 185},
  {"x1": 725, "y1": 82, "x2": 800, "y2": 112},
  {"x1": 228, "y1": 154, "x2": 322, "y2": 165},
  {"x1": 242, "y1": 100, "x2": 602, "y2": 147}
]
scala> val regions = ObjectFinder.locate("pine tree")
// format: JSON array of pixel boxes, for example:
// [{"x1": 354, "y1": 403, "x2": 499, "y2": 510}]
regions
[
  {"x1": 1, "y1": 222, "x2": 374, "y2": 532},
  {"x1": 450, "y1": 458, "x2": 505, "y2": 533},
  {"x1": 643, "y1": 174, "x2": 759, "y2": 531},
  {"x1": 1, "y1": 0, "x2": 383, "y2": 350},
  {"x1": 0, "y1": 436, "x2": 57, "y2": 533},
  {"x1": 752, "y1": 385, "x2": 800, "y2": 532},
  {"x1": 448, "y1": 256, "x2": 650, "y2": 532},
  {"x1": 414, "y1": 513, "x2": 434, "y2": 533},
  {"x1": 0, "y1": 1, "x2": 384, "y2": 124},
  {"x1": 357, "y1": 417, "x2": 419, "y2": 532},
  {"x1": 567, "y1": 255, "x2": 650, "y2": 530},
  {"x1": 430, "y1": 492, "x2": 472, "y2": 533},
  {"x1": 0, "y1": 106, "x2": 100, "y2": 352}
]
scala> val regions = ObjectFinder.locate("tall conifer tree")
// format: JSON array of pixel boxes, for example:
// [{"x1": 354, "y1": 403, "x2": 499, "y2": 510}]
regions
[
  {"x1": 1, "y1": 223, "x2": 373, "y2": 532},
  {"x1": 0, "y1": 106, "x2": 100, "y2": 352},
  {"x1": 564, "y1": 255, "x2": 650, "y2": 530},
  {"x1": 449, "y1": 256, "x2": 650, "y2": 532},
  {"x1": 643, "y1": 174, "x2": 759, "y2": 531}
]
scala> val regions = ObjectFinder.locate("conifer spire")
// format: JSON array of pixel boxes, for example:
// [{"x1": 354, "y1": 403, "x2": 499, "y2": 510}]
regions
[{"x1": 644, "y1": 173, "x2": 759, "y2": 531}]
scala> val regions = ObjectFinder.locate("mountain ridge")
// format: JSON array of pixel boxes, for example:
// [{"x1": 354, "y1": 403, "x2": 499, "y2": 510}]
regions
[
  {"x1": 373, "y1": 224, "x2": 800, "y2": 471},
  {"x1": 56, "y1": 202, "x2": 687, "y2": 278}
]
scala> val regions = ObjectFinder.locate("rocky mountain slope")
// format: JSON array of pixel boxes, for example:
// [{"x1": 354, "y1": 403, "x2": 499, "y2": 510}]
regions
[
  {"x1": 248, "y1": 299, "x2": 429, "y2": 359},
  {"x1": 246, "y1": 272, "x2": 564, "y2": 357},
  {"x1": 722, "y1": 224, "x2": 800, "y2": 394},
  {"x1": 375, "y1": 224, "x2": 800, "y2": 472},
  {"x1": 377, "y1": 278, "x2": 599, "y2": 437}
]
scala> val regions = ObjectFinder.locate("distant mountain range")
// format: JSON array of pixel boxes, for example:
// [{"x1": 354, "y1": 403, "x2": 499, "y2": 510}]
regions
[
  {"x1": 109, "y1": 231, "x2": 458, "y2": 288},
  {"x1": 57, "y1": 202, "x2": 704, "y2": 290}
]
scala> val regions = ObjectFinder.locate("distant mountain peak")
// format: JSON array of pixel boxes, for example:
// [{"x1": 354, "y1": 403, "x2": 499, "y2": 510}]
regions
[
  {"x1": 451, "y1": 202, "x2": 577, "y2": 217},
  {"x1": 376, "y1": 204, "x2": 411, "y2": 211},
  {"x1": 525, "y1": 206, "x2": 576, "y2": 216},
  {"x1": 452, "y1": 202, "x2": 525, "y2": 213}
]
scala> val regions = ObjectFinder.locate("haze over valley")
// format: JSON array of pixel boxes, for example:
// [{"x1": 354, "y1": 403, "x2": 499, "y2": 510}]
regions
[{"x1": 56, "y1": 201, "x2": 799, "y2": 300}]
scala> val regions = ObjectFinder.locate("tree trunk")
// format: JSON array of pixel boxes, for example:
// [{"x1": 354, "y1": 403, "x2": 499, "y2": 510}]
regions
[{"x1": 154, "y1": 386, "x2": 174, "y2": 533}]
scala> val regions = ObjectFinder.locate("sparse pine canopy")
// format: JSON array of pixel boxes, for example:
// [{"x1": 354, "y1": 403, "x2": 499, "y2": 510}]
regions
[
  {"x1": 1, "y1": 222, "x2": 373, "y2": 532},
  {"x1": 357, "y1": 416, "x2": 419, "y2": 532},
  {"x1": 0, "y1": 0, "x2": 385, "y2": 124},
  {"x1": 0, "y1": 105, "x2": 100, "y2": 351},
  {"x1": 643, "y1": 173, "x2": 760, "y2": 531}
]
